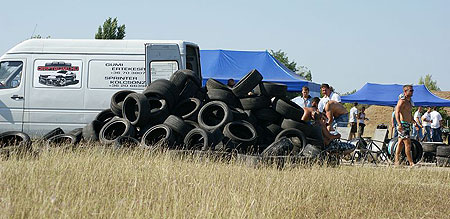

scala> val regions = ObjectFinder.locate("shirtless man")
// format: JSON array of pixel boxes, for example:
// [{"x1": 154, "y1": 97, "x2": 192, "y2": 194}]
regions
[
  {"x1": 324, "y1": 100, "x2": 349, "y2": 131},
  {"x1": 394, "y1": 85, "x2": 415, "y2": 166},
  {"x1": 302, "y1": 97, "x2": 320, "y2": 121}
]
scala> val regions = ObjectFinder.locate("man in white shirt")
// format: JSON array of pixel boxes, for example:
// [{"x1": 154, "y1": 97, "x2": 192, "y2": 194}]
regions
[
  {"x1": 421, "y1": 107, "x2": 432, "y2": 142},
  {"x1": 430, "y1": 107, "x2": 443, "y2": 142},
  {"x1": 348, "y1": 102, "x2": 358, "y2": 139},
  {"x1": 412, "y1": 106, "x2": 423, "y2": 141},
  {"x1": 291, "y1": 86, "x2": 312, "y2": 108},
  {"x1": 318, "y1": 83, "x2": 341, "y2": 112}
]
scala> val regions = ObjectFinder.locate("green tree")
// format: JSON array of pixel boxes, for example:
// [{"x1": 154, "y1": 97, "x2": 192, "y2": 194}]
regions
[
  {"x1": 95, "y1": 17, "x2": 126, "y2": 39},
  {"x1": 418, "y1": 74, "x2": 440, "y2": 91},
  {"x1": 269, "y1": 49, "x2": 312, "y2": 81}
]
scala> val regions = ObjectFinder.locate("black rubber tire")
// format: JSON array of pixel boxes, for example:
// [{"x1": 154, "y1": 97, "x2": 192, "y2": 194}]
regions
[
  {"x1": 184, "y1": 128, "x2": 211, "y2": 150},
  {"x1": 253, "y1": 108, "x2": 282, "y2": 124},
  {"x1": 436, "y1": 146, "x2": 450, "y2": 157},
  {"x1": 114, "y1": 136, "x2": 140, "y2": 149},
  {"x1": 302, "y1": 144, "x2": 322, "y2": 159},
  {"x1": 387, "y1": 138, "x2": 423, "y2": 164},
  {"x1": 255, "y1": 125, "x2": 276, "y2": 145},
  {"x1": 0, "y1": 131, "x2": 32, "y2": 150},
  {"x1": 172, "y1": 98, "x2": 203, "y2": 122},
  {"x1": 422, "y1": 142, "x2": 437, "y2": 153},
  {"x1": 143, "y1": 79, "x2": 178, "y2": 109},
  {"x1": 195, "y1": 87, "x2": 207, "y2": 102},
  {"x1": 223, "y1": 120, "x2": 257, "y2": 144},
  {"x1": 207, "y1": 89, "x2": 240, "y2": 108},
  {"x1": 272, "y1": 98, "x2": 304, "y2": 121},
  {"x1": 436, "y1": 156, "x2": 450, "y2": 167},
  {"x1": 170, "y1": 69, "x2": 202, "y2": 89},
  {"x1": 254, "y1": 82, "x2": 287, "y2": 98},
  {"x1": 281, "y1": 119, "x2": 313, "y2": 137},
  {"x1": 82, "y1": 120, "x2": 103, "y2": 142},
  {"x1": 261, "y1": 137, "x2": 294, "y2": 157},
  {"x1": 198, "y1": 101, "x2": 233, "y2": 131},
  {"x1": 146, "y1": 97, "x2": 170, "y2": 125},
  {"x1": 110, "y1": 90, "x2": 135, "y2": 116},
  {"x1": 266, "y1": 123, "x2": 282, "y2": 137},
  {"x1": 43, "y1": 128, "x2": 64, "y2": 140},
  {"x1": 206, "y1": 78, "x2": 231, "y2": 91},
  {"x1": 275, "y1": 128, "x2": 307, "y2": 154},
  {"x1": 179, "y1": 78, "x2": 201, "y2": 100},
  {"x1": 243, "y1": 110, "x2": 258, "y2": 126},
  {"x1": 122, "y1": 93, "x2": 151, "y2": 127},
  {"x1": 99, "y1": 118, "x2": 136, "y2": 145},
  {"x1": 230, "y1": 108, "x2": 249, "y2": 121},
  {"x1": 46, "y1": 134, "x2": 80, "y2": 147},
  {"x1": 239, "y1": 95, "x2": 271, "y2": 110},
  {"x1": 95, "y1": 109, "x2": 116, "y2": 126},
  {"x1": 232, "y1": 69, "x2": 263, "y2": 97},
  {"x1": 67, "y1": 128, "x2": 83, "y2": 139},
  {"x1": 141, "y1": 124, "x2": 175, "y2": 148},
  {"x1": 184, "y1": 120, "x2": 200, "y2": 131},
  {"x1": 163, "y1": 115, "x2": 190, "y2": 137}
]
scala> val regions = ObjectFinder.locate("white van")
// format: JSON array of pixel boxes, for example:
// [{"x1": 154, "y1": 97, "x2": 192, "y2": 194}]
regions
[{"x1": 0, "y1": 39, "x2": 201, "y2": 136}]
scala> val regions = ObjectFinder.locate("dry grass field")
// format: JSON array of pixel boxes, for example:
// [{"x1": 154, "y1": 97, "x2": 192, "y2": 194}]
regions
[{"x1": 1, "y1": 143, "x2": 449, "y2": 218}]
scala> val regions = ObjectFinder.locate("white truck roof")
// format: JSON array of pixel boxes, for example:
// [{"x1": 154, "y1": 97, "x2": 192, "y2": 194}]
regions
[{"x1": 5, "y1": 39, "x2": 198, "y2": 55}]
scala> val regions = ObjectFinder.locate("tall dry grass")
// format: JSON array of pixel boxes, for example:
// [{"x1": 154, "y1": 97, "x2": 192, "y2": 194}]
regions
[{"x1": 0, "y1": 143, "x2": 449, "y2": 218}]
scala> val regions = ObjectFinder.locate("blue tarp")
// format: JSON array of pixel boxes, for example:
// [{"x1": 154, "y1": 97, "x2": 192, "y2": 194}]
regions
[
  {"x1": 200, "y1": 50, "x2": 320, "y2": 96},
  {"x1": 341, "y1": 83, "x2": 450, "y2": 106}
]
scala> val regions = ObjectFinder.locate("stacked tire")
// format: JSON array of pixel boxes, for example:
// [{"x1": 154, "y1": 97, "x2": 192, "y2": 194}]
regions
[{"x1": 436, "y1": 146, "x2": 450, "y2": 167}]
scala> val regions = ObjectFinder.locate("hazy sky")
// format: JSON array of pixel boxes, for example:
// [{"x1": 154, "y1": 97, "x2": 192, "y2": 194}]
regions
[{"x1": 1, "y1": 0, "x2": 449, "y2": 93}]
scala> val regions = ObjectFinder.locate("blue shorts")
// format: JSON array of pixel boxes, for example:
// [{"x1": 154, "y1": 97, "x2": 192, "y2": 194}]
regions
[{"x1": 332, "y1": 113, "x2": 349, "y2": 128}]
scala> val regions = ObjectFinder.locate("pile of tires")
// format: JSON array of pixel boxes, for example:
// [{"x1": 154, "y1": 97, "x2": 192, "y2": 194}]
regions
[
  {"x1": 0, "y1": 69, "x2": 328, "y2": 164},
  {"x1": 70, "y1": 68, "x2": 326, "y2": 158},
  {"x1": 436, "y1": 145, "x2": 450, "y2": 167}
]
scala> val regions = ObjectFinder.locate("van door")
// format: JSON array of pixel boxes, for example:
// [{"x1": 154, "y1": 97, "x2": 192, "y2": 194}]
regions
[
  {"x1": 145, "y1": 44, "x2": 181, "y2": 83},
  {"x1": 0, "y1": 60, "x2": 26, "y2": 132}
]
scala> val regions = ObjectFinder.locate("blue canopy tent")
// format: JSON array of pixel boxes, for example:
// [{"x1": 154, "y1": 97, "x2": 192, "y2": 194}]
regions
[
  {"x1": 200, "y1": 50, "x2": 320, "y2": 96},
  {"x1": 341, "y1": 83, "x2": 450, "y2": 106}
]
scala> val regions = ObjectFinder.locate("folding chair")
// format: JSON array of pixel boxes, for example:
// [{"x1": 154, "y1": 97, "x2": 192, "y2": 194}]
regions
[
  {"x1": 350, "y1": 129, "x2": 391, "y2": 166},
  {"x1": 336, "y1": 126, "x2": 352, "y2": 142}
]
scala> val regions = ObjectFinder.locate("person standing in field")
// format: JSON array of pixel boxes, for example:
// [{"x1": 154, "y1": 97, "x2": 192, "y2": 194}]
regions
[
  {"x1": 357, "y1": 106, "x2": 368, "y2": 138},
  {"x1": 430, "y1": 107, "x2": 443, "y2": 142},
  {"x1": 318, "y1": 83, "x2": 341, "y2": 113},
  {"x1": 349, "y1": 102, "x2": 358, "y2": 139},
  {"x1": 391, "y1": 108, "x2": 398, "y2": 138},
  {"x1": 292, "y1": 86, "x2": 312, "y2": 108},
  {"x1": 412, "y1": 106, "x2": 423, "y2": 141},
  {"x1": 421, "y1": 107, "x2": 432, "y2": 142},
  {"x1": 394, "y1": 85, "x2": 415, "y2": 166}
]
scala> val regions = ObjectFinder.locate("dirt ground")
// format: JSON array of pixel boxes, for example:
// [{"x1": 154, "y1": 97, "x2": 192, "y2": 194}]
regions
[{"x1": 362, "y1": 91, "x2": 450, "y2": 138}]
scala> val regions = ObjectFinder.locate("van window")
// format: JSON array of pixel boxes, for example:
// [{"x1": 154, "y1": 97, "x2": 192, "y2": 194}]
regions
[
  {"x1": 186, "y1": 45, "x2": 200, "y2": 75},
  {"x1": 0, "y1": 61, "x2": 23, "y2": 89},
  {"x1": 33, "y1": 60, "x2": 82, "y2": 88},
  {"x1": 150, "y1": 61, "x2": 179, "y2": 82}
]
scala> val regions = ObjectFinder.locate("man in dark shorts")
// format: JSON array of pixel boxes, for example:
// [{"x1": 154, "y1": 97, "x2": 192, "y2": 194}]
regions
[
  {"x1": 349, "y1": 102, "x2": 358, "y2": 139},
  {"x1": 394, "y1": 85, "x2": 415, "y2": 167}
]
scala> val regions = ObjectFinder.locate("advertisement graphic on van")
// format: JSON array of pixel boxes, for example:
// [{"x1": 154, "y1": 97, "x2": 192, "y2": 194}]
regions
[
  {"x1": 34, "y1": 60, "x2": 82, "y2": 88},
  {"x1": 88, "y1": 60, "x2": 146, "y2": 89}
]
